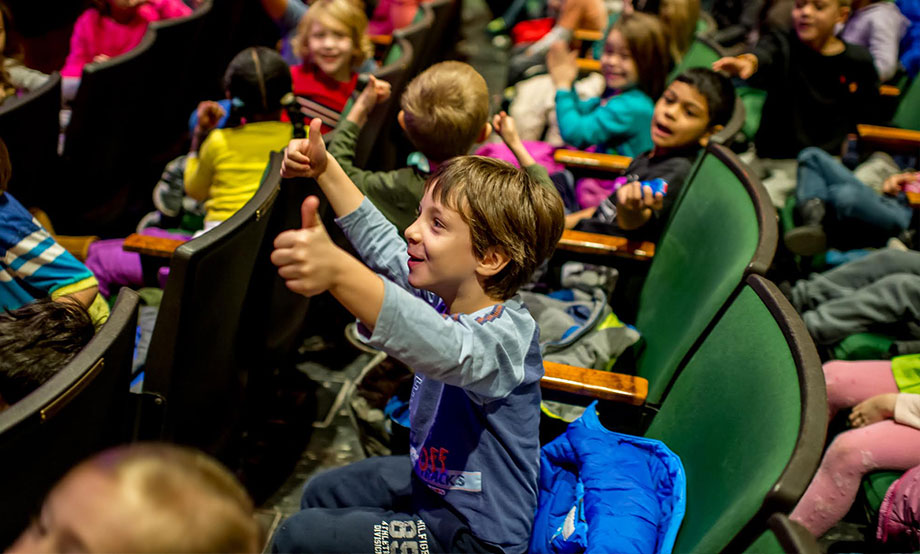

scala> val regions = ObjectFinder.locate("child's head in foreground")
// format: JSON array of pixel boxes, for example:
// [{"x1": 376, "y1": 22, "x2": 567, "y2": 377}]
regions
[
  {"x1": 405, "y1": 156, "x2": 565, "y2": 304},
  {"x1": 0, "y1": 298, "x2": 95, "y2": 412},
  {"x1": 9, "y1": 443, "x2": 262, "y2": 553},
  {"x1": 792, "y1": 0, "x2": 851, "y2": 48},
  {"x1": 398, "y1": 61, "x2": 492, "y2": 163},
  {"x1": 650, "y1": 67, "x2": 735, "y2": 152},
  {"x1": 292, "y1": 0, "x2": 372, "y2": 80}
]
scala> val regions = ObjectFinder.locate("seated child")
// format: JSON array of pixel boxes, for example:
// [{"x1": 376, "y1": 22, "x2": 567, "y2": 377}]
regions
[
  {"x1": 566, "y1": 67, "x2": 735, "y2": 241},
  {"x1": 537, "y1": 12, "x2": 670, "y2": 157},
  {"x1": 787, "y1": 248, "x2": 920, "y2": 346},
  {"x1": 73, "y1": 46, "x2": 296, "y2": 297},
  {"x1": 713, "y1": 0, "x2": 880, "y2": 205},
  {"x1": 0, "y1": 3, "x2": 48, "y2": 99},
  {"x1": 60, "y1": 0, "x2": 191, "y2": 100},
  {"x1": 288, "y1": 0, "x2": 373, "y2": 133},
  {"x1": 791, "y1": 358, "x2": 920, "y2": 538},
  {"x1": 331, "y1": 60, "x2": 552, "y2": 234},
  {"x1": 785, "y1": 147, "x2": 918, "y2": 255},
  {"x1": 841, "y1": 0, "x2": 909, "y2": 82},
  {"x1": 0, "y1": 298, "x2": 95, "y2": 412},
  {"x1": 9, "y1": 443, "x2": 262, "y2": 552},
  {"x1": 269, "y1": 118, "x2": 565, "y2": 553},
  {"x1": 0, "y1": 137, "x2": 107, "y2": 323}
]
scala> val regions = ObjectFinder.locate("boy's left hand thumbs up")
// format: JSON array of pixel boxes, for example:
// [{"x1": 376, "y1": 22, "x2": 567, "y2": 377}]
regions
[{"x1": 271, "y1": 195, "x2": 341, "y2": 297}]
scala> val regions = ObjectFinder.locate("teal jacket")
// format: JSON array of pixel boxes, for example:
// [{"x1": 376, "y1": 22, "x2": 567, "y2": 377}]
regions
[{"x1": 555, "y1": 87, "x2": 654, "y2": 158}]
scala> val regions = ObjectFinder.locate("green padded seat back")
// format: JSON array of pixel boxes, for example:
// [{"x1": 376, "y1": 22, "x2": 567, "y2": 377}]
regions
[
  {"x1": 645, "y1": 284, "x2": 804, "y2": 553},
  {"x1": 635, "y1": 146, "x2": 764, "y2": 403},
  {"x1": 892, "y1": 77, "x2": 920, "y2": 131},
  {"x1": 833, "y1": 332, "x2": 896, "y2": 360},
  {"x1": 667, "y1": 36, "x2": 723, "y2": 82}
]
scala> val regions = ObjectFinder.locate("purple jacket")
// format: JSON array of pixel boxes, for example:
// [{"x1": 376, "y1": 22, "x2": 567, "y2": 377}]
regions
[
  {"x1": 841, "y1": 2, "x2": 909, "y2": 81},
  {"x1": 879, "y1": 464, "x2": 920, "y2": 549}
]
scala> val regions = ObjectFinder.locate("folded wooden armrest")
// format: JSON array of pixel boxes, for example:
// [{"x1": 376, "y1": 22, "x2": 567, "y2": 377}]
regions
[
  {"x1": 558, "y1": 229, "x2": 655, "y2": 260},
  {"x1": 907, "y1": 191, "x2": 920, "y2": 208},
  {"x1": 122, "y1": 233, "x2": 185, "y2": 258},
  {"x1": 879, "y1": 85, "x2": 900, "y2": 97},
  {"x1": 553, "y1": 149, "x2": 632, "y2": 172},
  {"x1": 541, "y1": 361, "x2": 648, "y2": 405},
  {"x1": 370, "y1": 34, "x2": 393, "y2": 46},
  {"x1": 856, "y1": 124, "x2": 920, "y2": 151},
  {"x1": 576, "y1": 57, "x2": 601, "y2": 73},
  {"x1": 573, "y1": 29, "x2": 603, "y2": 42}
]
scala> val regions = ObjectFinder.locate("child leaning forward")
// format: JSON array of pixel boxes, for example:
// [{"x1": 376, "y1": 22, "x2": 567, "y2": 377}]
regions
[{"x1": 269, "y1": 118, "x2": 564, "y2": 553}]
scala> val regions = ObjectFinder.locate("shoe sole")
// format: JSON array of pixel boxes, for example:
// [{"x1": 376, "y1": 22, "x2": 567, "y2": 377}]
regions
[{"x1": 784, "y1": 226, "x2": 827, "y2": 256}]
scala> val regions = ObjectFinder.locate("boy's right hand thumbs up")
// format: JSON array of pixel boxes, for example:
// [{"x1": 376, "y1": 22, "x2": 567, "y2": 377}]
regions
[
  {"x1": 271, "y1": 195, "x2": 342, "y2": 297},
  {"x1": 281, "y1": 118, "x2": 328, "y2": 179}
]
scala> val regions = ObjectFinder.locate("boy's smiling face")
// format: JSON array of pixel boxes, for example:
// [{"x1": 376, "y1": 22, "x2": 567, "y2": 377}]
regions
[
  {"x1": 405, "y1": 188, "x2": 481, "y2": 301},
  {"x1": 792, "y1": 0, "x2": 848, "y2": 48},
  {"x1": 650, "y1": 80, "x2": 713, "y2": 151}
]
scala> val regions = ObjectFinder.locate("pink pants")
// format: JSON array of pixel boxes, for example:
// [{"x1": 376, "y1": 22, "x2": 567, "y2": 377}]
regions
[{"x1": 790, "y1": 360, "x2": 920, "y2": 536}]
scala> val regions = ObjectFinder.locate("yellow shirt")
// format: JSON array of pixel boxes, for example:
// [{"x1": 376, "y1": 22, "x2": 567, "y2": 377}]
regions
[{"x1": 184, "y1": 120, "x2": 293, "y2": 223}]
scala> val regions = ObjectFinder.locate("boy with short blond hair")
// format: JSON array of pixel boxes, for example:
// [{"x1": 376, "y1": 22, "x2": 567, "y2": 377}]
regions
[
  {"x1": 270, "y1": 118, "x2": 564, "y2": 553},
  {"x1": 330, "y1": 61, "x2": 553, "y2": 234}
]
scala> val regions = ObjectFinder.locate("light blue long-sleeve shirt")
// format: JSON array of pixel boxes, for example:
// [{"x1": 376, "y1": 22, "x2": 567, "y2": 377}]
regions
[{"x1": 336, "y1": 198, "x2": 543, "y2": 553}]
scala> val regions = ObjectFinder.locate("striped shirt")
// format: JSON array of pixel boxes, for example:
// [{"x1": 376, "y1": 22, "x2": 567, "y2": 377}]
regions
[{"x1": 0, "y1": 192, "x2": 97, "y2": 310}]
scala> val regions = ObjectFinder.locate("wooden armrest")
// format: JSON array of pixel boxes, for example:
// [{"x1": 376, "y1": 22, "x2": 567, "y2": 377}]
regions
[
  {"x1": 370, "y1": 34, "x2": 393, "y2": 46},
  {"x1": 907, "y1": 191, "x2": 920, "y2": 208},
  {"x1": 123, "y1": 233, "x2": 185, "y2": 258},
  {"x1": 857, "y1": 124, "x2": 920, "y2": 151},
  {"x1": 879, "y1": 85, "x2": 900, "y2": 97},
  {"x1": 558, "y1": 229, "x2": 655, "y2": 260},
  {"x1": 576, "y1": 58, "x2": 601, "y2": 73},
  {"x1": 573, "y1": 29, "x2": 603, "y2": 42},
  {"x1": 554, "y1": 149, "x2": 632, "y2": 172},
  {"x1": 542, "y1": 361, "x2": 648, "y2": 405}
]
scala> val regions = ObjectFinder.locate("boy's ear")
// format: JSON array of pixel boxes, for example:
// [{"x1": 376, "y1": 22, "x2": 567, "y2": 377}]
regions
[
  {"x1": 698, "y1": 124, "x2": 723, "y2": 147},
  {"x1": 398, "y1": 110, "x2": 408, "y2": 133},
  {"x1": 837, "y1": 4, "x2": 851, "y2": 23},
  {"x1": 476, "y1": 122, "x2": 492, "y2": 144},
  {"x1": 476, "y1": 246, "x2": 510, "y2": 278}
]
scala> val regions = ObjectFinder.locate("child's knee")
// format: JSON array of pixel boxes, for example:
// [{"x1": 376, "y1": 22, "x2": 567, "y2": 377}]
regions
[
  {"x1": 300, "y1": 470, "x2": 338, "y2": 509},
  {"x1": 824, "y1": 431, "x2": 877, "y2": 476},
  {"x1": 822, "y1": 361, "x2": 847, "y2": 392},
  {"x1": 797, "y1": 147, "x2": 828, "y2": 166},
  {"x1": 271, "y1": 509, "x2": 325, "y2": 553}
]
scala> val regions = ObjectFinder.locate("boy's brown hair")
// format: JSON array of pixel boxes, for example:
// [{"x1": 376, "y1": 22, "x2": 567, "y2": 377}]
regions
[
  {"x1": 614, "y1": 12, "x2": 671, "y2": 101},
  {"x1": 292, "y1": 0, "x2": 373, "y2": 71},
  {"x1": 425, "y1": 156, "x2": 565, "y2": 300},
  {"x1": 79, "y1": 443, "x2": 262, "y2": 552},
  {"x1": 400, "y1": 61, "x2": 490, "y2": 162}
]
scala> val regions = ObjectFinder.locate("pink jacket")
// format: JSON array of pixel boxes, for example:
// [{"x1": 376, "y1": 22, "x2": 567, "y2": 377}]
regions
[{"x1": 61, "y1": 0, "x2": 191, "y2": 77}]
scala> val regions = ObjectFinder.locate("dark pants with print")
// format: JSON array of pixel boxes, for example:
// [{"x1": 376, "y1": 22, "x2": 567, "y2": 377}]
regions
[{"x1": 271, "y1": 456, "x2": 494, "y2": 554}]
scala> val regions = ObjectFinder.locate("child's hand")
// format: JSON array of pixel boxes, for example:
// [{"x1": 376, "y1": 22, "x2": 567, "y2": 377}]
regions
[
  {"x1": 195, "y1": 100, "x2": 226, "y2": 133},
  {"x1": 281, "y1": 118, "x2": 329, "y2": 178},
  {"x1": 882, "y1": 172, "x2": 919, "y2": 196},
  {"x1": 849, "y1": 393, "x2": 898, "y2": 428},
  {"x1": 616, "y1": 181, "x2": 664, "y2": 213},
  {"x1": 712, "y1": 54, "x2": 757, "y2": 80},
  {"x1": 547, "y1": 41, "x2": 578, "y2": 89},
  {"x1": 272, "y1": 196, "x2": 344, "y2": 297},
  {"x1": 492, "y1": 111, "x2": 522, "y2": 147},
  {"x1": 348, "y1": 75, "x2": 392, "y2": 125}
]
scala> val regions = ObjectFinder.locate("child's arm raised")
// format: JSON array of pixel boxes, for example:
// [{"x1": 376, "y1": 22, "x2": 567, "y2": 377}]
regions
[
  {"x1": 282, "y1": 118, "x2": 366, "y2": 217},
  {"x1": 492, "y1": 111, "x2": 536, "y2": 167},
  {"x1": 272, "y1": 196, "x2": 385, "y2": 328}
]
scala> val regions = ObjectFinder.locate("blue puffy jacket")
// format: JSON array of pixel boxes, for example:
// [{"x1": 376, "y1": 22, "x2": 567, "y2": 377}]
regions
[{"x1": 531, "y1": 402, "x2": 686, "y2": 554}]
